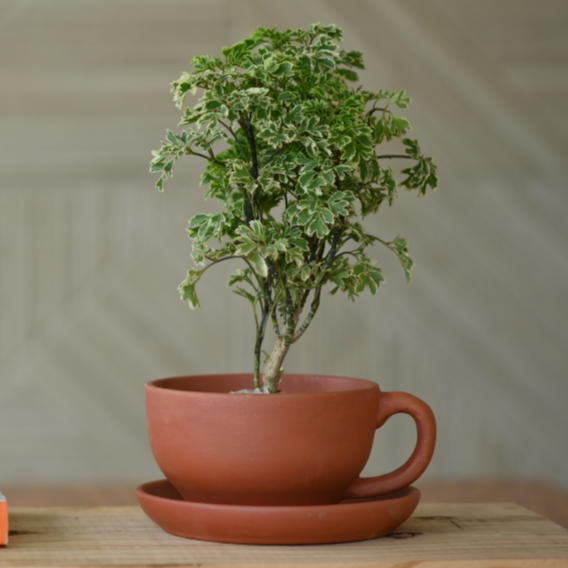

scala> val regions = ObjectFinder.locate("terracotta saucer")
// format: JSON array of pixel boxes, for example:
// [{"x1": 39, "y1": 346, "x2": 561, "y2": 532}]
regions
[{"x1": 136, "y1": 479, "x2": 420, "y2": 545}]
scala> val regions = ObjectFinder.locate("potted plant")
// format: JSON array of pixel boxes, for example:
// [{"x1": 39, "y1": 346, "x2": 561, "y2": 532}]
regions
[{"x1": 140, "y1": 24, "x2": 438, "y2": 543}]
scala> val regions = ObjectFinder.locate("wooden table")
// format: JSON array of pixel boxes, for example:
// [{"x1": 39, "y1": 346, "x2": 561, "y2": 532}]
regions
[
  {"x1": 4, "y1": 478, "x2": 568, "y2": 528},
  {"x1": 2, "y1": 503, "x2": 568, "y2": 567}
]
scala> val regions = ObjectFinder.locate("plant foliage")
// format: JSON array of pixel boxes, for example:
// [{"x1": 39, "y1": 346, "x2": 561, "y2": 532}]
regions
[{"x1": 151, "y1": 24, "x2": 438, "y2": 392}]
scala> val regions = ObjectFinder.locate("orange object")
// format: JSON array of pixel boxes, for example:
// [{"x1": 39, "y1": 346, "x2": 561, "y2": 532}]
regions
[{"x1": 0, "y1": 491, "x2": 7, "y2": 546}]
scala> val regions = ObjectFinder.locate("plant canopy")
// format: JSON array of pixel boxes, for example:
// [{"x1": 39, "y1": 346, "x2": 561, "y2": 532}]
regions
[{"x1": 151, "y1": 24, "x2": 438, "y2": 393}]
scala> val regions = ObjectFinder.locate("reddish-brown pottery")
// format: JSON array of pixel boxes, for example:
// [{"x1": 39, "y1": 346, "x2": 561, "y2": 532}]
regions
[
  {"x1": 145, "y1": 374, "x2": 436, "y2": 507},
  {"x1": 136, "y1": 480, "x2": 421, "y2": 544}
]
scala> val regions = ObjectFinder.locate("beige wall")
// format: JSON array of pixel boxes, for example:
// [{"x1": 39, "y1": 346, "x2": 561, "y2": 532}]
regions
[{"x1": 1, "y1": 0, "x2": 567, "y2": 489}]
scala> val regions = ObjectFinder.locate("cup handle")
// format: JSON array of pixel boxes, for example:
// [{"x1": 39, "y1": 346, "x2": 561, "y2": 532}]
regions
[{"x1": 344, "y1": 391, "x2": 436, "y2": 499}]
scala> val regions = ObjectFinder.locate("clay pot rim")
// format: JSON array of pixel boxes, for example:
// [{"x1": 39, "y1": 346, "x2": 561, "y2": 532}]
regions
[{"x1": 147, "y1": 373, "x2": 379, "y2": 397}]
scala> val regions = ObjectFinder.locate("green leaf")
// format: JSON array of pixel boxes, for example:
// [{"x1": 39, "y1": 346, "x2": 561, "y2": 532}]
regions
[
  {"x1": 235, "y1": 236, "x2": 257, "y2": 255},
  {"x1": 179, "y1": 275, "x2": 201, "y2": 309},
  {"x1": 299, "y1": 169, "x2": 318, "y2": 189},
  {"x1": 249, "y1": 251, "x2": 268, "y2": 277},
  {"x1": 284, "y1": 105, "x2": 304, "y2": 124},
  {"x1": 403, "y1": 138, "x2": 421, "y2": 158},
  {"x1": 342, "y1": 142, "x2": 357, "y2": 163},
  {"x1": 275, "y1": 62, "x2": 293, "y2": 76},
  {"x1": 300, "y1": 265, "x2": 311, "y2": 281},
  {"x1": 320, "y1": 208, "x2": 334, "y2": 224},
  {"x1": 370, "y1": 267, "x2": 385, "y2": 286},
  {"x1": 278, "y1": 92, "x2": 297, "y2": 102},
  {"x1": 391, "y1": 116, "x2": 412, "y2": 136},
  {"x1": 249, "y1": 220, "x2": 265, "y2": 239},
  {"x1": 285, "y1": 247, "x2": 304, "y2": 267},
  {"x1": 317, "y1": 56, "x2": 336, "y2": 69},
  {"x1": 306, "y1": 174, "x2": 327, "y2": 194},
  {"x1": 327, "y1": 192, "x2": 350, "y2": 216},
  {"x1": 188, "y1": 214, "x2": 210, "y2": 229},
  {"x1": 337, "y1": 68, "x2": 359, "y2": 82},
  {"x1": 306, "y1": 211, "x2": 330, "y2": 239},
  {"x1": 205, "y1": 99, "x2": 223, "y2": 110},
  {"x1": 394, "y1": 90, "x2": 411, "y2": 109},
  {"x1": 334, "y1": 164, "x2": 352, "y2": 180},
  {"x1": 166, "y1": 130, "x2": 180, "y2": 146},
  {"x1": 289, "y1": 236, "x2": 309, "y2": 251},
  {"x1": 150, "y1": 161, "x2": 166, "y2": 172}
]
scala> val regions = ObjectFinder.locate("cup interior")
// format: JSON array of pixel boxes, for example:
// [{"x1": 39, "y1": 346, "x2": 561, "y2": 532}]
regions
[{"x1": 149, "y1": 373, "x2": 377, "y2": 395}]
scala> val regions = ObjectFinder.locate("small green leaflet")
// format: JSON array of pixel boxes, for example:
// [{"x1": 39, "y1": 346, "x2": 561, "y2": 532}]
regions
[
  {"x1": 337, "y1": 68, "x2": 359, "y2": 82},
  {"x1": 249, "y1": 251, "x2": 268, "y2": 277},
  {"x1": 179, "y1": 271, "x2": 202, "y2": 309},
  {"x1": 306, "y1": 211, "x2": 332, "y2": 239}
]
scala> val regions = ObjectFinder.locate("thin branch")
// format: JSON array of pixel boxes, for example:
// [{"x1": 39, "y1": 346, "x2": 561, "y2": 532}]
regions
[
  {"x1": 292, "y1": 286, "x2": 322, "y2": 343},
  {"x1": 366, "y1": 233, "x2": 389, "y2": 246},
  {"x1": 366, "y1": 233, "x2": 407, "y2": 263},
  {"x1": 252, "y1": 300, "x2": 260, "y2": 338},
  {"x1": 263, "y1": 143, "x2": 291, "y2": 169},
  {"x1": 187, "y1": 148, "x2": 226, "y2": 167},
  {"x1": 253, "y1": 269, "x2": 277, "y2": 388},
  {"x1": 242, "y1": 257, "x2": 264, "y2": 291},
  {"x1": 324, "y1": 218, "x2": 345, "y2": 269},
  {"x1": 375, "y1": 154, "x2": 413, "y2": 160},
  {"x1": 207, "y1": 148, "x2": 218, "y2": 163},
  {"x1": 334, "y1": 249, "x2": 361, "y2": 260},
  {"x1": 218, "y1": 119, "x2": 249, "y2": 161},
  {"x1": 299, "y1": 288, "x2": 311, "y2": 311},
  {"x1": 241, "y1": 186, "x2": 254, "y2": 224},
  {"x1": 254, "y1": 302, "x2": 271, "y2": 388},
  {"x1": 238, "y1": 112, "x2": 261, "y2": 220},
  {"x1": 315, "y1": 239, "x2": 326, "y2": 262},
  {"x1": 202, "y1": 254, "x2": 238, "y2": 266},
  {"x1": 270, "y1": 259, "x2": 293, "y2": 308},
  {"x1": 367, "y1": 107, "x2": 388, "y2": 117},
  {"x1": 308, "y1": 236, "x2": 320, "y2": 263},
  {"x1": 271, "y1": 309, "x2": 281, "y2": 337},
  {"x1": 247, "y1": 123, "x2": 259, "y2": 180}
]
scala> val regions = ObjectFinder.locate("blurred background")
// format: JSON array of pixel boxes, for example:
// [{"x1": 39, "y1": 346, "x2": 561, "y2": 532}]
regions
[{"x1": 0, "y1": 0, "x2": 567, "y2": 494}]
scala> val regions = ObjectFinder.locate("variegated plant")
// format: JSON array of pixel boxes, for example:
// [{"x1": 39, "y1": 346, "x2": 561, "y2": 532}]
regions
[{"x1": 151, "y1": 24, "x2": 438, "y2": 393}]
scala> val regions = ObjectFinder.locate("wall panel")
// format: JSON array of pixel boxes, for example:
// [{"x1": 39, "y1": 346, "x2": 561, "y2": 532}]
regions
[{"x1": 0, "y1": 0, "x2": 566, "y2": 489}]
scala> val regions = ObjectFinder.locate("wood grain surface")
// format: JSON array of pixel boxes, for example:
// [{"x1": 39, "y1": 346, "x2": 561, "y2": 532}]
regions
[
  {"x1": 2, "y1": 503, "x2": 568, "y2": 567},
  {"x1": 5, "y1": 479, "x2": 568, "y2": 529}
]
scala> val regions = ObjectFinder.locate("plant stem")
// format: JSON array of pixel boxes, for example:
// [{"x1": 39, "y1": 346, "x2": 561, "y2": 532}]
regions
[
  {"x1": 325, "y1": 219, "x2": 344, "y2": 268},
  {"x1": 240, "y1": 114, "x2": 259, "y2": 180},
  {"x1": 187, "y1": 148, "x2": 226, "y2": 167},
  {"x1": 242, "y1": 186, "x2": 254, "y2": 224},
  {"x1": 271, "y1": 309, "x2": 281, "y2": 337},
  {"x1": 367, "y1": 107, "x2": 388, "y2": 116},
  {"x1": 263, "y1": 143, "x2": 291, "y2": 168},
  {"x1": 254, "y1": 302, "x2": 270, "y2": 388},
  {"x1": 253, "y1": 274, "x2": 275, "y2": 388},
  {"x1": 292, "y1": 287, "x2": 321, "y2": 343},
  {"x1": 218, "y1": 119, "x2": 249, "y2": 161},
  {"x1": 376, "y1": 154, "x2": 413, "y2": 160},
  {"x1": 262, "y1": 335, "x2": 291, "y2": 393}
]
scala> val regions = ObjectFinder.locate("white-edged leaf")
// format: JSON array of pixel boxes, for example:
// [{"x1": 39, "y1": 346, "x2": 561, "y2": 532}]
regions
[{"x1": 249, "y1": 251, "x2": 268, "y2": 277}]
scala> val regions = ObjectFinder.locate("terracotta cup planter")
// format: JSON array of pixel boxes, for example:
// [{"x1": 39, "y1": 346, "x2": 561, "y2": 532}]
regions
[{"x1": 146, "y1": 374, "x2": 436, "y2": 506}]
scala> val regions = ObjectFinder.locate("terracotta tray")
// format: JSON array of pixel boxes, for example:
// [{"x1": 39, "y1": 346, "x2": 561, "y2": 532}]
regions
[{"x1": 136, "y1": 479, "x2": 420, "y2": 544}]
